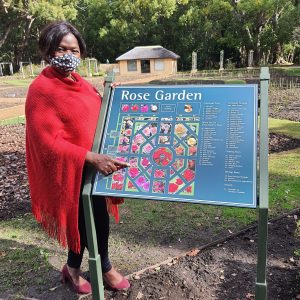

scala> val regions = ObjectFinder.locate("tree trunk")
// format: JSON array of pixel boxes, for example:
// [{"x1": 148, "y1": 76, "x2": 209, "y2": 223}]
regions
[
  {"x1": 15, "y1": 17, "x2": 35, "y2": 64},
  {"x1": 254, "y1": 25, "x2": 264, "y2": 66},
  {"x1": 274, "y1": 42, "x2": 287, "y2": 64},
  {"x1": 239, "y1": 46, "x2": 247, "y2": 67},
  {"x1": 0, "y1": 22, "x2": 14, "y2": 48}
]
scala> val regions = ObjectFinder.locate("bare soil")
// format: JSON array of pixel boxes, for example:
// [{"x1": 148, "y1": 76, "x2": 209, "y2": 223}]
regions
[
  {"x1": 107, "y1": 211, "x2": 300, "y2": 300},
  {"x1": 1, "y1": 124, "x2": 300, "y2": 300},
  {"x1": 269, "y1": 88, "x2": 300, "y2": 122},
  {"x1": 1, "y1": 79, "x2": 300, "y2": 299},
  {"x1": 1, "y1": 125, "x2": 299, "y2": 221}
]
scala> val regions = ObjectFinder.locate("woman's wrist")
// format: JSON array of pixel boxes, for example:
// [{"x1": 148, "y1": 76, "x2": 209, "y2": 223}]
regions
[{"x1": 85, "y1": 151, "x2": 95, "y2": 165}]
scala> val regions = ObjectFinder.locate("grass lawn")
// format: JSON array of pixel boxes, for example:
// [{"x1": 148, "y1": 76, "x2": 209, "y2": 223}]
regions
[
  {"x1": 224, "y1": 79, "x2": 246, "y2": 84},
  {"x1": 269, "y1": 117, "x2": 300, "y2": 139},
  {"x1": 273, "y1": 67, "x2": 300, "y2": 76},
  {"x1": 118, "y1": 146, "x2": 300, "y2": 243},
  {"x1": 0, "y1": 215, "x2": 59, "y2": 294},
  {"x1": 0, "y1": 78, "x2": 33, "y2": 87},
  {"x1": 0, "y1": 112, "x2": 299, "y2": 295},
  {"x1": 0, "y1": 115, "x2": 25, "y2": 125}
]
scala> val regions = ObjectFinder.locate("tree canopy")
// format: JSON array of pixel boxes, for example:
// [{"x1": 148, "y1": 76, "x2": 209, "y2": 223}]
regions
[{"x1": 0, "y1": 0, "x2": 299, "y2": 69}]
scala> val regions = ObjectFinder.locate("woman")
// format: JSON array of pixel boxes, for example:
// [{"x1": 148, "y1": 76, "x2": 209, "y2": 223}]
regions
[{"x1": 25, "y1": 21, "x2": 130, "y2": 294}]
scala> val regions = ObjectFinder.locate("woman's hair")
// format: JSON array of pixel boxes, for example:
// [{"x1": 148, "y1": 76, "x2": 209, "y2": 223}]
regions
[{"x1": 39, "y1": 21, "x2": 87, "y2": 62}]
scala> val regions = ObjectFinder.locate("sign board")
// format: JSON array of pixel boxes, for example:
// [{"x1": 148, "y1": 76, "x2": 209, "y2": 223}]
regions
[{"x1": 93, "y1": 85, "x2": 258, "y2": 208}]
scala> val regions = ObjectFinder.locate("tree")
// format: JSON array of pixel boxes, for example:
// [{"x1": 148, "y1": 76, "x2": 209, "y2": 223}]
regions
[
  {"x1": 0, "y1": 0, "x2": 78, "y2": 65},
  {"x1": 75, "y1": 0, "x2": 184, "y2": 63},
  {"x1": 230, "y1": 0, "x2": 300, "y2": 65},
  {"x1": 1, "y1": 0, "x2": 299, "y2": 69}
]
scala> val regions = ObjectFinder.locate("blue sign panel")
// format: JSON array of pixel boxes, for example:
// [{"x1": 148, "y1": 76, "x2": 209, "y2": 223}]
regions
[{"x1": 93, "y1": 85, "x2": 258, "y2": 208}]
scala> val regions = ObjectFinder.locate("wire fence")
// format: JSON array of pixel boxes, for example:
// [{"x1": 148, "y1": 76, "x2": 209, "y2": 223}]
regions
[
  {"x1": 177, "y1": 68, "x2": 261, "y2": 79},
  {"x1": 269, "y1": 77, "x2": 300, "y2": 89},
  {"x1": 173, "y1": 69, "x2": 300, "y2": 90}
]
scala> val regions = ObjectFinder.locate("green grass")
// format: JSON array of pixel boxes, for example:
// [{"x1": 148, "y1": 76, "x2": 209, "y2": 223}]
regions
[
  {"x1": 116, "y1": 117, "x2": 300, "y2": 241},
  {"x1": 274, "y1": 67, "x2": 300, "y2": 76},
  {"x1": 269, "y1": 117, "x2": 300, "y2": 139},
  {"x1": 1, "y1": 130, "x2": 299, "y2": 296},
  {"x1": 0, "y1": 214, "x2": 43, "y2": 239},
  {"x1": 116, "y1": 145, "x2": 300, "y2": 243},
  {"x1": 0, "y1": 115, "x2": 25, "y2": 126},
  {"x1": 0, "y1": 240, "x2": 51, "y2": 290},
  {"x1": 1, "y1": 79, "x2": 32, "y2": 87},
  {"x1": 269, "y1": 148, "x2": 300, "y2": 213},
  {"x1": 0, "y1": 214, "x2": 55, "y2": 293},
  {"x1": 224, "y1": 79, "x2": 246, "y2": 84}
]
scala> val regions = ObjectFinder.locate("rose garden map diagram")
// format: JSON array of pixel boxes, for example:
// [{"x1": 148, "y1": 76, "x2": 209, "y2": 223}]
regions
[{"x1": 93, "y1": 85, "x2": 258, "y2": 208}]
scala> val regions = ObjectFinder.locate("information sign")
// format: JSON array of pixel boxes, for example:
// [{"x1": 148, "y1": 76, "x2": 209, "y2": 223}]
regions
[{"x1": 93, "y1": 85, "x2": 258, "y2": 208}]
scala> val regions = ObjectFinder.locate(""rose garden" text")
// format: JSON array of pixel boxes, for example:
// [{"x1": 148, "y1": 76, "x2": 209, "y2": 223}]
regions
[{"x1": 121, "y1": 89, "x2": 202, "y2": 101}]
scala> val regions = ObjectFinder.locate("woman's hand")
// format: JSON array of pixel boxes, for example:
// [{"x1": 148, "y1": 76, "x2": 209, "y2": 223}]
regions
[
  {"x1": 85, "y1": 151, "x2": 130, "y2": 176},
  {"x1": 110, "y1": 82, "x2": 121, "y2": 88},
  {"x1": 102, "y1": 81, "x2": 121, "y2": 88}
]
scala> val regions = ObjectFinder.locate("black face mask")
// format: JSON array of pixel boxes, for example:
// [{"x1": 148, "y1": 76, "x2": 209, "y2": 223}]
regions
[{"x1": 50, "y1": 53, "x2": 81, "y2": 72}]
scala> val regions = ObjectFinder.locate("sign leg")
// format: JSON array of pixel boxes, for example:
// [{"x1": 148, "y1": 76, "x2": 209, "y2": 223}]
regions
[
  {"x1": 82, "y1": 192, "x2": 105, "y2": 300},
  {"x1": 256, "y1": 66, "x2": 270, "y2": 300},
  {"x1": 255, "y1": 207, "x2": 268, "y2": 299},
  {"x1": 80, "y1": 72, "x2": 115, "y2": 299}
]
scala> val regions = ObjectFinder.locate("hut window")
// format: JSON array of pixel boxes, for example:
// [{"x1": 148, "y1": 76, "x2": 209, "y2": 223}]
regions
[
  {"x1": 154, "y1": 59, "x2": 164, "y2": 71},
  {"x1": 127, "y1": 60, "x2": 137, "y2": 71}
]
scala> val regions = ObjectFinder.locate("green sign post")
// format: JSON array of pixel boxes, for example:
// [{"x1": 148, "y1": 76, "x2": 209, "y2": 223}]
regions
[
  {"x1": 82, "y1": 72, "x2": 115, "y2": 300},
  {"x1": 82, "y1": 68, "x2": 269, "y2": 300},
  {"x1": 255, "y1": 67, "x2": 270, "y2": 299}
]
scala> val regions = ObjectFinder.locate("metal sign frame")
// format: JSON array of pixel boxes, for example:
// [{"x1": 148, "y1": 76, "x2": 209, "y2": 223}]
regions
[
  {"x1": 92, "y1": 85, "x2": 258, "y2": 208},
  {"x1": 82, "y1": 67, "x2": 269, "y2": 300},
  {"x1": 255, "y1": 67, "x2": 269, "y2": 299}
]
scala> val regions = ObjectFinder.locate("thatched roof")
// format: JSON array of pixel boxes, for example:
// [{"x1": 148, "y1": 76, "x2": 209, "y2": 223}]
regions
[{"x1": 116, "y1": 46, "x2": 180, "y2": 61}]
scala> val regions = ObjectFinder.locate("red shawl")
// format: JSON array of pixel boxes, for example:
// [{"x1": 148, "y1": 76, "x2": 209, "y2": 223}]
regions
[{"x1": 25, "y1": 66, "x2": 120, "y2": 253}]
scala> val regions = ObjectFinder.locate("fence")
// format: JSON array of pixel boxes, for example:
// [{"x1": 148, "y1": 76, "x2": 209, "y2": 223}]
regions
[
  {"x1": 269, "y1": 76, "x2": 300, "y2": 89},
  {"x1": 179, "y1": 68, "x2": 261, "y2": 79},
  {"x1": 0, "y1": 59, "x2": 115, "y2": 78},
  {"x1": 173, "y1": 68, "x2": 300, "y2": 90}
]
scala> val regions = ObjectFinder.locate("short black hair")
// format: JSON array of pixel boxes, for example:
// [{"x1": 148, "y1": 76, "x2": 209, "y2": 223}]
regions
[{"x1": 39, "y1": 21, "x2": 87, "y2": 63}]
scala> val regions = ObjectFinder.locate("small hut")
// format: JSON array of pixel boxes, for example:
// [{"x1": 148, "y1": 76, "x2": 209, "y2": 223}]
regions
[{"x1": 116, "y1": 46, "x2": 180, "y2": 76}]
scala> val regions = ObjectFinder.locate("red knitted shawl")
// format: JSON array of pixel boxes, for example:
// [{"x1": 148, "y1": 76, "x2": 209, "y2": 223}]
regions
[{"x1": 25, "y1": 66, "x2": 119, "y2": 253}]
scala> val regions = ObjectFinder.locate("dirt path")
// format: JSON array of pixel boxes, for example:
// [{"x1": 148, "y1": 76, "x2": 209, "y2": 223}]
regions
[
  {"x1": 0, "y1": 75, "x2": 166, "y2": 121},
  {"x1": 0, "y1": 104, "x2": 24, "y2": 119}
]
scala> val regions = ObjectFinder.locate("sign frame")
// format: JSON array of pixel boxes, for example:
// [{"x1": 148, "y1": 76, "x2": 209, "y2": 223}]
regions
[
  {"x1": 82, "y1": 68, "x2": 269, "y2": 300},
  {"x1": 93, "y1": 84, "x2": 258, "y2": 208}
]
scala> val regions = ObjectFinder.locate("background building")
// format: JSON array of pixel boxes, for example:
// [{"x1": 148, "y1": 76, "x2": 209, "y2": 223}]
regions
[{"x1": 116, "y1": 46, "x2": 180, "y2": 76}]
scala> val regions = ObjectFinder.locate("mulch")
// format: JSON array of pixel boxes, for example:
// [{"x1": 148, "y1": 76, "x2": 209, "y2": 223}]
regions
[
  {"x1": 1, "y1": 124, "x2": 300, "y2": 300},
  {"x1": 1, "y1": 124, "x2": 299, "y2": 221},
  {"x1": 0, "y1": 77, "x2": 300, "y2": 299},
  {"x1": 106, "y1": 210, "x2": 300, "y2": 300}
]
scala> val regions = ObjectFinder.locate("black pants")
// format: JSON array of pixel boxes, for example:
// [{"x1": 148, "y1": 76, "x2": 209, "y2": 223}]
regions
[{"x1": 67, "y1": 195, "x2": 112, "y2": 273}]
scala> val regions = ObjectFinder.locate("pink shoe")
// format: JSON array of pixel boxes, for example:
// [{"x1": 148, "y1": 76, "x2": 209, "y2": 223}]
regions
[
  {"x1": 106, "y1": 277, "x2": 130, "y2": 291},
  {"x1": 61, "y1": 264, "x2": 92, "y2": 294}
]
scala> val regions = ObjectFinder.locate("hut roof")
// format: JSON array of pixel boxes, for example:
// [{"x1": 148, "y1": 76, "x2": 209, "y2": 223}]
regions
[{"x1": 116, "y1": 46, "x2": 180, "y2": 61}]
